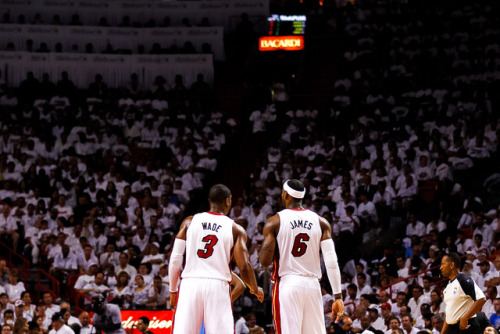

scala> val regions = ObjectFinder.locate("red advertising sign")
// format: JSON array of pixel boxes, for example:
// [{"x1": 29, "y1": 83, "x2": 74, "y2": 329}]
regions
[
  {"x1": 258, "y1": 36, "x2": 304, "y2": 51},
  {"x1": 120, "y1": 310, "x2": 173, "y2": 334}
]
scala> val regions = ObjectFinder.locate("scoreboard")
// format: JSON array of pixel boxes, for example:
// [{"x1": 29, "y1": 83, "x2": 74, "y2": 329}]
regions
[
  {"x1": 267, "y1": 14, "x2": 306, "y2": 36},
  {"x1": 259, "y1": 14, "x2": 306, "y2": 51}
]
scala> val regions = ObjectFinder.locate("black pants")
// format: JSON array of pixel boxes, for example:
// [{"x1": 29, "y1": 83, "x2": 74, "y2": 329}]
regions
[{"x1": 447, "y1": 317, "x2": 481, "y2": 334}]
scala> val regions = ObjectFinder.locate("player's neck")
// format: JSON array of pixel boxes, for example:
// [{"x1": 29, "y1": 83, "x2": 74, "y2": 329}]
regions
[
  {"x1": 208, "y1": 205, "x2": 226, "y2": 215},
  {"x1": 286, "y1": 203, "x2": 303, "y2": 210}
]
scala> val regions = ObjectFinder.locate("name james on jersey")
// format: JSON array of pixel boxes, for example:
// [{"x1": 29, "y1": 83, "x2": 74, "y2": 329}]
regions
[{"x1": 290, "y1": 219, "x2": 312, "y2": 230}]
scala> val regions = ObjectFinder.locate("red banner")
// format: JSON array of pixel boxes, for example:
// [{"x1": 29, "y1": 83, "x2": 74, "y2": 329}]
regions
[
  {"x1": 258, "y1": 36, "x2": 304, "y2": 51},
  {"x1": 120, "y1": 310, "x2": 173, "y2": 334}
]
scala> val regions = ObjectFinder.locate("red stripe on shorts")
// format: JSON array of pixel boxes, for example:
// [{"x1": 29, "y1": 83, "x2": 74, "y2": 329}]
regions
[{"x1": 272, "y1": 279, "x2": 281, "y2": 334}]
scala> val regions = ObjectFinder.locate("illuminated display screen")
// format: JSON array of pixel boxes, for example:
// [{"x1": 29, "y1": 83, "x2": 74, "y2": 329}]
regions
[{"x1": 267, "y1": 14, "x2": 306, "y2": 36}]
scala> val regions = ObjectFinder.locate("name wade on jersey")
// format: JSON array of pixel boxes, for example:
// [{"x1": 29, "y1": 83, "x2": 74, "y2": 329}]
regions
[
  {"x1": 289, "y1": 220, "x2": 312, "y2": 230},
  {"x1": 202, "y1": 222, "x2": 222, "y2": 232}
]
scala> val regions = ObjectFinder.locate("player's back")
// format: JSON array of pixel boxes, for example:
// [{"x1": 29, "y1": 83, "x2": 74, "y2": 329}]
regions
[
  {"x1": 275, "y1": 208, "x2": 322, "y2": 279},
  {"x1": 182, "y1": 212, "x2": 234, "y2": 282}
]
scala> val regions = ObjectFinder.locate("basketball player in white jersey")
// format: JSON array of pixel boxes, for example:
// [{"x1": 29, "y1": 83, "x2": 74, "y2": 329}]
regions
[
  {"x1": 169, "y1": 184, "x2": 264, "y2": 334},
  {"x1": 259, "y1": 179, "x2": 344, "y2": 334}
]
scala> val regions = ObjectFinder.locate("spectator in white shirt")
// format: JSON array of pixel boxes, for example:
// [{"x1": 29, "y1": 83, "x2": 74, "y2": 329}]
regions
[
  {"x1": 88, "y1": 223, "x2": 108, "y2": 256},
  {"x1": 80, "y1": 272, "x2": 111, "y2": 299},
  {"x1": 77, "y1": 244, "x2": 99, "y2": 275},
  {"x1": 146, "y1": 276, "x2": 169, "y2": 309},
  {"x1": 4, "y1": 269, "x2": 25, "y2": 303},
  {"x1": 99, "y1": 244, "x2": 120, "y2": 269},
  {"x1": 357, "y1": 273, "x2": 373, "y2": 296},
  {"x1": 407, "y1": 285, "x2": 430, "y2": 320},
  {"x1": 141, "y1": 242, "x2": 165, "y2": 276},
  {"x1": 401, "y1": 314, "x2": 419, "y2": 334},
  {"x1": 358, "y1": 192, "x2": 378, "y2": 226},
  {"x1": 476, "y1": 261, "x2": 495, "y2": 292},
  {"x1": 426, "y1": 216, "x2": 446, "y2": 233},
  {"x1": 0, "y1": 205, "x2": 20, "y2": 251},
  {"x1": 367, "y1": 305, "x2": 385, "y2": 332},
  {"x1": 75, "y1": 262, "x2": 98, "y2": 293},
  {"x1": 53, "y1": 195, "x2": 73, "y2": 219},
  {"x1": 474, "y1": 214, "x2": 493, "y2": 249},
  {"x1": 42, "y1": 292, "x2": 60, "y2": 320},
  {"x1": 415, "y1": 155, "x2": 434, "y2": 181},
  {"x1": 372, "y1": 181, "x2": 395, "y2": 208},
  {"x1": 114, "y1": 253, "x2": 137, "y2": 281},
  {"x1": 132, "y1": 226, "x2": 149, "y2": 253},
  {"x1": 406, "y1": 214, "x2": 426, "y2": 238},
  {"x1": 49, "y1": 244, "x2": 78, "y2": 284},
  {"x1": 78, "y1": 312, "x2": 92, "y2": 334},
  {"x1": 396, "y1": 256, "x2": 409, "y2": 278}
]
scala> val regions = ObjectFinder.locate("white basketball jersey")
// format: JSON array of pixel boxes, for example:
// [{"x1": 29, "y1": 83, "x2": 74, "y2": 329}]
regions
[
  {"x1": 181, "y1": 212, "x2": 234, "y2": 282},
  {"x1": 274, "y1": 209, "x2": 322, "y2": 280}
]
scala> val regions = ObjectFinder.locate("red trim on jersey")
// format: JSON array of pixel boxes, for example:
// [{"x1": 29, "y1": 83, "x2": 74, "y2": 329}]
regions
[
  {"x1": 271, "y1": 248, "x2": 280, "y2": 281},
  {"x1": 287, "y1": 208, "x2": 307, "y2": 211},
  {"x1": 272, "y1": 278, "x2": 282, "y2": 334},
  {"x1": 206, "y1": 211, "x2": 224, "y2": 215}
]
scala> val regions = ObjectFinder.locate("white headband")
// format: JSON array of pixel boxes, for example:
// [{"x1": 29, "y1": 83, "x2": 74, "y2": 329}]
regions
[{"x1": 283, "y1": 180, "x2": 305, "y2": 199}]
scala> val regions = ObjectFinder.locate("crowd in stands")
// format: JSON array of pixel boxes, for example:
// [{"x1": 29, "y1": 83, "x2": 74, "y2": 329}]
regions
[
  {"x1": 0, "y1": 60, "x2": 228, "y2": 330},
  {"x1": 1, "y1": 0, "x2": 500, "y2": 333},
  {"x1": 241, "y1": 0, "x2": 500, "y2": 333},
  {"x1": 0, "y1": 13, "x2": 215, "y2": 55},
  {"x1": 1, "y1": 12, "x2": 207, "y2": 29}
]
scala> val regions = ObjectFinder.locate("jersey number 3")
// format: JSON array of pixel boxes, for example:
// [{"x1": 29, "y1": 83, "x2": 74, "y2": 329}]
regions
[
  {"x1": 197, "y1": 235, "x2": 219, "y2": 258},
  {"x1": 291, "y1": 233, "x2": 310, "y2": 257}
]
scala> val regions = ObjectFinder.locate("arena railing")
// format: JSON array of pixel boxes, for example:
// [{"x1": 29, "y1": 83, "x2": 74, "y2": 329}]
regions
[
  {"x1": 36, "y1": 268, "x2": 60, "y2": 302},
  {"x1": 73, "y1": 290, "x2": 94, "y2": 316},
  {"x1": 382, "y1": 263, "x2": 447, "y2": 301},
  {"x1": 0, "y1": 241, "x2": 30, "y2": 281}
]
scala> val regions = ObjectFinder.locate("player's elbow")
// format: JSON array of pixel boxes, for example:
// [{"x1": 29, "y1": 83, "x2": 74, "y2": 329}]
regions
[{"x1": 259, "y1": 254, "x2": 272, "y2": 267}]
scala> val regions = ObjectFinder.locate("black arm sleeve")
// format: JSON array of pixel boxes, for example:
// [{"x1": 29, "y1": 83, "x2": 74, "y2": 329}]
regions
[{"x1": 458, "y1": 274, "x2": 477, "y2": 301}]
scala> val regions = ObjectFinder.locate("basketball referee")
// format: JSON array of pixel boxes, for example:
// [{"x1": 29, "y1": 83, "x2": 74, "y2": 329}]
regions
[{"x1": 440, "y1": 252, "x2": 486, "y2": 334}]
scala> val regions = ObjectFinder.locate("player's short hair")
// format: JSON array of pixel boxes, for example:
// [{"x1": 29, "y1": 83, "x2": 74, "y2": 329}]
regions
[
  {"x1": 287, "y1": 179, "x2": 305, "y2": 192},
  {"x1": 139, "y1": 316, "x2": 150, "y2": 326},
  {"x1": 445, "y1": 252, "x2": 461, "y2": 269},
  {"x1": 208, "y1": 184, "x2": 231, "y2": 204}
]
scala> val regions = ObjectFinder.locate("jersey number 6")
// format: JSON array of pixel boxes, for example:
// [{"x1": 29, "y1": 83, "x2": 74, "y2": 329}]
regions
[
  {"x1": 197, "y1": 234, "x2": 219, "y2": 258},
  {"x1": 291, "y1": 233, "x2": 310, "y2": 257}
]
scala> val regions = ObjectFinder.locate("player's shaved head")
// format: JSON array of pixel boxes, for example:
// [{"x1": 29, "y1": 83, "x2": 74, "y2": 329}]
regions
[{"x1": 208, "y1": 184, "x2": 231, "y2": 203}]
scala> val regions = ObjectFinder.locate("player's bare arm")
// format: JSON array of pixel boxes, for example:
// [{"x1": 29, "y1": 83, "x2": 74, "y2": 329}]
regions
[
  {"x1": 168, "y1": 216, "x2": 193, "y2": 307},
  {"x1": 174, "y1": 216, "x2": 193, "y2": 241},
  {"x1": 232, "y1": 223, "x2": 264, "y2": 302},
  {"x1": 230, "y1": 272, "x2": 246, "y2": 302},
  {"x1": 319, "y1": 216, "x2": 333, "y2": 241},
  {"x1": 319, "y1": 215, "x2": 345, "y2": 322},
  {"x1": 258, "y1": 214, "x2": 280, "y2": 267}
]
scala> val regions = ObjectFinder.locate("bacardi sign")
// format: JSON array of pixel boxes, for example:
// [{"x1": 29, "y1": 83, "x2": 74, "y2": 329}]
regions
[
  {"x1": 120, "y1": 310, "x2": 173, "y2": 334},
  {"x1": 259, "y1": 36, "x2": 304, "y2": 51}
]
